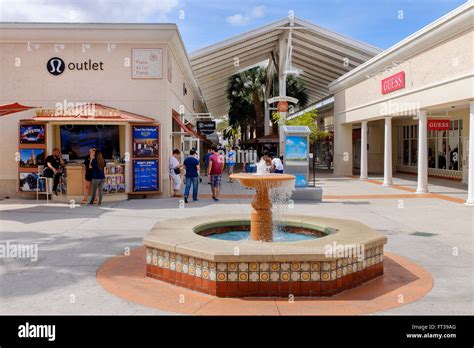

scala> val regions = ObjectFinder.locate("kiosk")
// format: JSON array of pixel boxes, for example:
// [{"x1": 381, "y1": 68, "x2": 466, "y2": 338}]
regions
[
  {"x1": 281, "y1": 125, "x2": 322, "y2": 201},
  {"x1": 17, "y1": 104, "x2": 161, "y2": 203}
]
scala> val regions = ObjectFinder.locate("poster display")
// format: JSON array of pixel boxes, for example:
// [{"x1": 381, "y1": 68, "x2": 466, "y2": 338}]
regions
[
  {"x1": 294, "y1": 174, "x2": 308, "y2": 187},
  {"x1": 285, "y1": 135, "x2": 308, "y2": 161},
  {"x1": 19, "y1": 148, "x2": 45, "y2": 168},
  {"x1": 130, "y1": 123, "x2": 161, "y2": 194},
  {"x1": 132, "y1": 48, "x2": 163, "y2": 79},
  {"x1": 133, "y1": 160, "x2": 159, "y2": 192},
  {"x1": 132, "y1": 126, "x2": 159, "y2": 158},
  {"x1": 19, "y1": 124, "x2": 45, "y2": 144}
]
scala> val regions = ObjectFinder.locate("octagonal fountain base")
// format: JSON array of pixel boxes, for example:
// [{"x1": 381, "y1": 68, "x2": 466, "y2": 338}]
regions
[{"x1": 143, "y1": 215, "x2": 387, "y2": 298}]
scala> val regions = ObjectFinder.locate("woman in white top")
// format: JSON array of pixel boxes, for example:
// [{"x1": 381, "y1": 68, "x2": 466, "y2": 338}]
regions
[
  {"x1": 272, "y1": 155, "x2": 284, "y2": 174},
  {"x1": 169, "y1": 149, "x2": 183, "y2": 197}
]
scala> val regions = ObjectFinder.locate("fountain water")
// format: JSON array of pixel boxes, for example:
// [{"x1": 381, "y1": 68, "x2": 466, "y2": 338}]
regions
[{"x1": 230, "y1": 167, "x2": 295, "y2": 242}]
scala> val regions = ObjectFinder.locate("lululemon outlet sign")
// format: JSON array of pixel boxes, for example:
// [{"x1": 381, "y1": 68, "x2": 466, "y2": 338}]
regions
[{"x1": 47, "y1": 57, "x2": 104, "y2": 76}]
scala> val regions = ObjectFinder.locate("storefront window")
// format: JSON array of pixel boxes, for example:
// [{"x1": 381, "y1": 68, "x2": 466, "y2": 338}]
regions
[
  {"x1": 398, "y1": 120, "x2": 462, "y2": 172},
  {"x1": 437, "y1": 137, "x2": 447, "y2": 169},
  {"x1": 428, "y1": 139, "x2": 436, "y2": 168},
  {"x1": 403, "y1": 139, "x2": 409, "y2": 165}
]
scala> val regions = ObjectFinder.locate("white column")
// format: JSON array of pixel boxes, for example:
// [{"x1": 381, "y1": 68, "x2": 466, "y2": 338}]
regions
[
  {"x1": 416, "y1": 110, "x2": 429, "y2": 193},
  {"x1": 466, "y1": 101, "x2": 474, "y2": 205},
  {"x1": 360, "y1": 121, "x2": 368, "y2": 180},
  {"x1": 278, "y1": 32, "x2": 289, "y2": 155},
  {"x1": 383, "y1": 117, "x2": 393, "y2": 186}
]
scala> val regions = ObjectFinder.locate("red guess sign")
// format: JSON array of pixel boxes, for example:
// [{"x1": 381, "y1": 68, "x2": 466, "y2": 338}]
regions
[
  {"x1": 428, "y1": 119, "x2": 450, "y2": 131},
  {"x1": 381, "y1": 71, "x2": 405, "y2": 95}
]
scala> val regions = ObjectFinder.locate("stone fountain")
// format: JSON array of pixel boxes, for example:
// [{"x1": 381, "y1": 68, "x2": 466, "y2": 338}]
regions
[
  {"x1": 143, "y1": 160, "x2": 387, "y2": 297},
  {"x1": 230, "y1": 160, "x2": 295, "y2": 241}
]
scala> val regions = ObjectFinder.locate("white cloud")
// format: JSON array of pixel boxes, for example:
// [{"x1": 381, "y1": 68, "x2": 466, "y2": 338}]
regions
[
  {"x1": 226, "y1": 5, "x2": 266, "y2": 26},
  {"x1": 0, "y1": 0, "x2": 180, "y2": 22},
  {"x1": 251, "y1": 5, "x2": 266, "y2": 19},
  {"x1": 226, "y1": 13, "x2": 248, "y2": 26}
]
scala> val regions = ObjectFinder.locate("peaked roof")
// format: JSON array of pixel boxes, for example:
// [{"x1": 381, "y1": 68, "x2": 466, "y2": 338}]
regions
[{"x1": 190, "y1": 17, "x2": 381, "y2": 117}]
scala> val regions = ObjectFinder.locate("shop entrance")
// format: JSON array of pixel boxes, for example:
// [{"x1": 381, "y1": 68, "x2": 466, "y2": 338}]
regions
[{"x1": 182, "y1": 136, "x2": 200, "y2": 158}]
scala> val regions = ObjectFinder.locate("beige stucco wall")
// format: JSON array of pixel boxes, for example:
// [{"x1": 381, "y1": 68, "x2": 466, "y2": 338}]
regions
[
  {"x1": 333, "y1": 26, "x2": 473, "y2": 176},
  {"x1": 0, "y1": 27, "x2": 204, "y2": 197},
  {"x1": 338, "y1": 30, "x2": 473, "y2": 120}
]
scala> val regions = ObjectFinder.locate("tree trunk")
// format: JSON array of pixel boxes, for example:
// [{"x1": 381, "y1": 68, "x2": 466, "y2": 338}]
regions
[
  {"x1": 272, "y1": 119, "x2": 279, "y2": 135},
  {"x1": 252, "y1": 92, "x2": 263, "y2": 138}
]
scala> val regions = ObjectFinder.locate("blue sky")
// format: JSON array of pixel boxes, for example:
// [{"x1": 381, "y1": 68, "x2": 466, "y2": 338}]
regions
[{"x1": 0, "y1": 0, "x2": 467, "y2": 52}]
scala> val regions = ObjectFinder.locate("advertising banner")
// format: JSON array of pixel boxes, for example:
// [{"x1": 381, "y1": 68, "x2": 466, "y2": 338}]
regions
[
  {"x1": 132, "y1": 126, "x2": 159, "y2": 158},
  {"x1": 285, "y1": 135, "x2": 308, "y2": 161},
  {"x1": 133, "y1": 160, "x2": 159, "y2": 192}
]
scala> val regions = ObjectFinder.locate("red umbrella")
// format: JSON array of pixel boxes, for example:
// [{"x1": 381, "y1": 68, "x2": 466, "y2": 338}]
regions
[{"x1": 0, "y1": 102, "x2": 37, "y2": 116}]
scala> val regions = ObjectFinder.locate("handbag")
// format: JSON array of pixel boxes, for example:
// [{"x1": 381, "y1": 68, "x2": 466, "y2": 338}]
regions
[{"x1": 173, "y1": 167, "x2": 181, "y2": 175}]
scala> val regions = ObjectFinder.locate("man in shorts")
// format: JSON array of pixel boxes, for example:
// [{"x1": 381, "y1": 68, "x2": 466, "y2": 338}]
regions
[{"x1": 207, "y1": 146, "x2": 224, "y2": 201}]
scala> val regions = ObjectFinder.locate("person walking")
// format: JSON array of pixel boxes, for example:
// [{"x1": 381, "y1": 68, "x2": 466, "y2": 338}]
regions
[
  {"x1": 272, "y1": 155, "x2": 284, "y2": 174},
  {"x1": 183, "y1": 149, "x2": 200, "y2": 203},
  {"x1": 169, "y1": 149, "x2": 183, "y2": 197},
  {"x1": 204, "y1": 148, "x2": 212, "y2": 185},
  {"x1": 325, "y1": 150, "x2": 333, "y2": 170},
  {"x1": 207, "y1": 146, "x2": 224, "y2": 201},
  {"x1": 88, "y1": 150, "x2": 106, "y2": 206},
  {"x1": 226, "y1": 146, "x2": 237, "y2": 183}
]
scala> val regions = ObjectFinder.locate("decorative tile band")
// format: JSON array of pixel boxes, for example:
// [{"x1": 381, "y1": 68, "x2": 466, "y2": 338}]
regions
[{"x1": 145, "y1": 246, "x2": 384, "y2": 297}]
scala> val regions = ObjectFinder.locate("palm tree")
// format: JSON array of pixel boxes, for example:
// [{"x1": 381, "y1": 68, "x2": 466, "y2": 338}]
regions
[
  {"x1": 227, "y1": 67, "x2": 266, "y2": 138},
  {"x1": 227, "y1": 65, "x2": 309, "y2": 139}
]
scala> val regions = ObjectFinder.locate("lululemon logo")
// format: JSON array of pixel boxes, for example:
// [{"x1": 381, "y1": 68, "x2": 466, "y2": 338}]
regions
[{"x1": 47, "y1": 57, "x2": 65, "y2": 76}]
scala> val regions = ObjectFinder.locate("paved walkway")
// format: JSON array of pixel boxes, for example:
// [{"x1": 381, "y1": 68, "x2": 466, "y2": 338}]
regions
[{"x1": 0, "y1": 173, "x2": 472, "y2": 315}]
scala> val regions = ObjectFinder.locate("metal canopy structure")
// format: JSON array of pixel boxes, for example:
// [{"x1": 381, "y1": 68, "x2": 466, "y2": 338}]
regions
[{"x1": 190, "y1": 17, "x2": 382, "y2": 119}]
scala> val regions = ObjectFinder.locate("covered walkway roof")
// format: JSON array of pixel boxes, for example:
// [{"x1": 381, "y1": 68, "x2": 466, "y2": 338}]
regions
[{"x1": 190, "y1": 17, "x2": 382, "y2": 118}]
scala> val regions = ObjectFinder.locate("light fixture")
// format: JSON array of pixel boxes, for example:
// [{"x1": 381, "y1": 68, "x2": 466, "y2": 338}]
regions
[
  {"x1": 27, "y1": 42, "x2": 40, "y2": 51},
  {"x1": 107, "y1": 43, "x2": 116, "y2": 52},
  {"x1": 55, "y1": 44, "x2": 65, "y2": 52}
]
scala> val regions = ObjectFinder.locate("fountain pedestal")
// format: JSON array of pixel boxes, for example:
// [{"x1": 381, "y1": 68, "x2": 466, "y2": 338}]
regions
[
  {"x1": 250, "y1": 186, "x2": 273, "y2": 241},
  {"x1": 230, "y1": 173, "x2": 296, "y2": 242}
]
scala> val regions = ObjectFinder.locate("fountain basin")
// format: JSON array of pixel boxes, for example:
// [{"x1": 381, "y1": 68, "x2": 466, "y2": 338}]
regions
[{"x1": 143, "y1": 215, "x2": 387, "y2": 297}]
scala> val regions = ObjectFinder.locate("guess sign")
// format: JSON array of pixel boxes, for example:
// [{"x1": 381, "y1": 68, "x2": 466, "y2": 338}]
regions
[
  {"x1": 381, "y1": 71, "x2": 405, "y2": 95},
  {"x1": 428, "y1": 119, "x2": 450, "y2": 131}
]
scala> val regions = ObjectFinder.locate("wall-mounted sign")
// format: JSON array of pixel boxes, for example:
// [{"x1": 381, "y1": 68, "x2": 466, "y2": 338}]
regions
[
  {"x1": 428, "y1": 119, "x2": 450, "y2": 131},
  {"x1": 196, "y1": 121, "x2": 216, "y2": 135},
  {"x1": 132, "y1": 48, "x2": 163, "y2": 79},
  {"x1": 46, "y1": 57, "x2": 104, "y2": 76},
  {"x1": 381, "y1": 71, "x2": 405, "y2": 95},
  {"x1": 132, "y1": 159, "x2": 159, "y2": 192},
  {"x1": 277, "y1": 101, "x2": 289, "y2": 112}
]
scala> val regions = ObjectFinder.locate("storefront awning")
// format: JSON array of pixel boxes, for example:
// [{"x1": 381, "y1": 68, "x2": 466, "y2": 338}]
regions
[
  {"x1": 172, "y1": 112, "x2": 206, "y2": 141},
  {"x1": 0, "y1": 102, "x2": 37, "y2": 116},
  {"x1": 32, "y1": 103, "x2": 156, "y2": 123}
]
